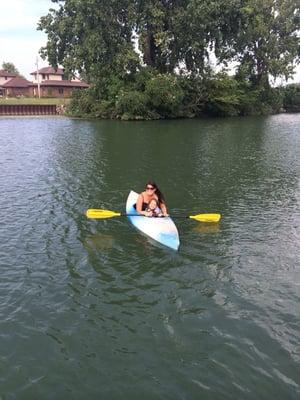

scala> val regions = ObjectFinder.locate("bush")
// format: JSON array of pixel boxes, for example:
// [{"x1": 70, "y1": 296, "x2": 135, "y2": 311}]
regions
[
  {"x1": 67, "y1": 89, "x2": 94, "y2": 116},
  {"x1": 115, "y1": 90, "x2": 150, "y2": 119},
  {"x1": 258, "y1": 87, "x2": 283, "y2": 114},
  {"x1": 145, "y1": 74, "x2": 184, "y2": 118},
  {"x1": 92, "y1": 100, "x2": 116, "y2": 119},
  {"x1": 177, "y1": 75, "x2": 209, "y2": 117},
  {"x1": 282, "y1": 84, "x2": 300, "y2": 112},
  {"x1": 205, "y1": 73, "x2": 242, "y2": 117},
  {"x1": 67, "y1": 69, "x2": 289, "y2": 120}
]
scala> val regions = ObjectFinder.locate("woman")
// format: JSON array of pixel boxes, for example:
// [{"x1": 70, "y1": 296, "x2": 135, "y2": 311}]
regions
[{"x1": 136, "y1": 180, "x2": 168, "y2": 217}]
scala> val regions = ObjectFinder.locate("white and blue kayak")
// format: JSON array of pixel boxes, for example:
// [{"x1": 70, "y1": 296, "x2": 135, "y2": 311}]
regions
[{"x1": 126, "y1": 190, "x2": 180, "y2": 251}]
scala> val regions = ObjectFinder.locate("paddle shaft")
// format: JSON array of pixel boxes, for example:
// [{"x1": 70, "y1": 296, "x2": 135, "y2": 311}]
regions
[
  {"x1": 115, "y1": 213, "x2": 218, "y2": 221},
  {"x1": 86, "y1": 209, "x2": 221, "y2": 222}
]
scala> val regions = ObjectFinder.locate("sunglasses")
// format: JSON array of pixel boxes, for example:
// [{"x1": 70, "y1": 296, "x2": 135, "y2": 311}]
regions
[{"x1": 146, "y1": 186, "x2": 155, "y2": 190}]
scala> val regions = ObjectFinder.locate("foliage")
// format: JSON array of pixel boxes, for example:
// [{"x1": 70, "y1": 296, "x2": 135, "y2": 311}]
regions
[
  {"x1": 116, "y1": 90, "x2": 150, "y2": 120},
  {"x1": 282, "y1": 84, "x2": 300, "y2": 112},
  {"x1": 145, "y1": 74, "x2": 184, "y2": 117},
  {"x1": 38, "y1": 0, "x2": 300, "y2": 120},
  {"x1": 2, "y1": 62, "x2": 20, "y2": 75},
  {"x1": 228, "y1": 0, "x2": 300, "y2": 87},
  {"x1": 204, "y1": 73, "x2": 242, "y2": 117},
  {"x1": 67, "y1": 88, "x2": 95, "y2": 116},
  {"x1": 38, "y1": 0, "x2": 139, "y2": 80}
]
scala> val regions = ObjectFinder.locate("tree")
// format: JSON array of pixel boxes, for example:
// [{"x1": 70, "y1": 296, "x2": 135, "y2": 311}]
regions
[
  {"x1": 135, "y1": 0, "x2": 236, "y2": 75},
  {"x1": 229, "y1": 0, "x2": 300, "y2": 87},
  {"x1": 38, "y1": 0, "x2": 229, "y2": 77},
  {"x1": 38, "y1": 0, "x2": 139, "y2": 84},
  {"x1": 38, "y1": 0, "x2": 300, "y2": 119},
  {"x1": 2, "y1": 62, "x2": 20, "y2": 75}
]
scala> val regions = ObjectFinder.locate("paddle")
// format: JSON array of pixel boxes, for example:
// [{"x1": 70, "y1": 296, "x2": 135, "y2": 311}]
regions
[{"x1": 86, "y1": 209, "x2": 221, "y2": 222}]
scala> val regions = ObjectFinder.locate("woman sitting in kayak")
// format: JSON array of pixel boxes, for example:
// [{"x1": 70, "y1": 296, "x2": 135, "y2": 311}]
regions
[{"x1": 136, "y1": 180, "x2": 169, "y2": 217}]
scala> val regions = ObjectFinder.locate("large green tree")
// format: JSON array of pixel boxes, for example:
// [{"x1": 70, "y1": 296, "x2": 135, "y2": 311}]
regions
[
  {"x1": 135, "y1": 0, "x2": 180, "y2": 72},
  {"x1": 38, "y1": 0, "x2": 232, "y2": 77},
  {"x1": 229, "y1": 0, "x2": 300, "y2": 86},
  {"x1": 135, "y1": 0, "x2": 239, "y2": 75},
  {"x1": 38, "y1": 0, "x2": 300, "y2": 90},
  {"x1": 38, "y1": 0, "x2": 139, "y2": 83}
]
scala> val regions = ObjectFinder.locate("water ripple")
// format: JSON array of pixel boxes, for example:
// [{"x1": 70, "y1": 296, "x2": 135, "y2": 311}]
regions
[{"x1": 0, "y1": 115, "x2": 299, "y2": 399}]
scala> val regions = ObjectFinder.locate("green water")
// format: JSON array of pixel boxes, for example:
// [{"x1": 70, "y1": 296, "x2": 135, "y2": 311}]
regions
[{"x1": 0, "y1": 115, "x2": 299, "y2": 399}]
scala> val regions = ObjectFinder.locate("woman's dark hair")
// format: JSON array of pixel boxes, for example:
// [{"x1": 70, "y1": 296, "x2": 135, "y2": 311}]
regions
[{"x1": 146, "y1": 180, "x2": 165, "y2": 205}]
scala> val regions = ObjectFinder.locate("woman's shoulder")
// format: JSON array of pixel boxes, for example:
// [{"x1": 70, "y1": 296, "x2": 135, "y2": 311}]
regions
[{"x1": 138, "y1": 192, "x2": 146, "y2": 200}]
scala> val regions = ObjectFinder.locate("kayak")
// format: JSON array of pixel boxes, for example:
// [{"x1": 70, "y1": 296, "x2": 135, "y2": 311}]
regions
[{"x1": 126, "y1": 190, "x2": 180, "y2": 250}]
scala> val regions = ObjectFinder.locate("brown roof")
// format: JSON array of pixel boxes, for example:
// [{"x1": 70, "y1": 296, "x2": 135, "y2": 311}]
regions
[
  {"x1": 2, "y1": 77, "x2": 88, "y2": 89},
  {"x1": 0, "y1": 69, "x2": 17, "y2": 78},
  {"x1": 40, "y1": 80, "x2": 89, "y2": 88},
  {"x1": 30, "y1": 67, "x2": 64, "y2": 75},
  {"x1": 2, "y1": 76, "x2": 32, "y2": 88}
]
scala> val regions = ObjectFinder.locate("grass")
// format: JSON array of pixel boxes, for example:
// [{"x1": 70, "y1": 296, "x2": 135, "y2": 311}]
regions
[{"x1": 0, "y1": 97, "x2": 70, "y2": 105}]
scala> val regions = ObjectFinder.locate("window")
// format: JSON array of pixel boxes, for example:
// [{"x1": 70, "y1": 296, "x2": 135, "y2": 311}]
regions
[{"x1": 58, "y1": 88, "x2": 64, "y2": 95}]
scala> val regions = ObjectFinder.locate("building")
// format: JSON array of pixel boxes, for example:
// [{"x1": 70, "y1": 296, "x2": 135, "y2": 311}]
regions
[
  {"x1": 31, "y1": 66, "x2": 65, "y2": 83},
  {"x1": 30, "y1": 67, "x2": 87, "y2": 97},
  {"x1": 1, "y1": 76, "x2": 34, "y2": 97},
  {"x1": 0, "y1": 70, "x2": 17, "y2": 96},
  {"x1": 0, "y1": 66, "x2": 89, "y2": 98}
]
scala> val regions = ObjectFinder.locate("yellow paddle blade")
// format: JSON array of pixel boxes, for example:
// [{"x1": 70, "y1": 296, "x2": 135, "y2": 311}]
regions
[
  {"x1": 86, "y1": 209, "x2": 121, "y2": 219},
  {"x1": 189, "y1": 213, "x2": 221, "y2": 222}
]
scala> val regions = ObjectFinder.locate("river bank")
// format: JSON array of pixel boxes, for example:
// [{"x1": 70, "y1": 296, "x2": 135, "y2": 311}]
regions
[
  {"x1": 67, "y1": 73, "x2": 300, "y2": 121},
  {"x1": 0, "y1": 98, "x2": 70, "y2": 115}
]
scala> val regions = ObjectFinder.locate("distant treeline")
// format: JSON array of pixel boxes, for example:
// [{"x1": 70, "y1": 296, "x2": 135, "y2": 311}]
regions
[{"x1": 38, "y1": 0, "x2": 300, "y2": 120}]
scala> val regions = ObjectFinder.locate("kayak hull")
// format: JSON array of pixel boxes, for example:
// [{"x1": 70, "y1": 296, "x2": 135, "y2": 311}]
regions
[{"x1": 126, "y1": 190, "x2": 180, "y2": 251}]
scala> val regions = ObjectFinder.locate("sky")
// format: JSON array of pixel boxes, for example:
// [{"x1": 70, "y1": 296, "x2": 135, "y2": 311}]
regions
[
  {"x1": 0, "y1": 0, "x2": 54, "y2": 79},
  {"x1": 1, "y1": 0, "x2": 299, "y2": 84}
]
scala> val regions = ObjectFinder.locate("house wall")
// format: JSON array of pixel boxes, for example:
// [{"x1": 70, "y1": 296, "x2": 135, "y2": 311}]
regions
[
  {"x1": 31, "y1": 75, "x2": 41, "y2": 84},
  {"x1": 48, "y1": 74, "x2": 62, "y2": 81},
  {"x1": 32, "y1": 73, "x2": 63, "y2": 83},
  {"x1": 40, "y1": 86, "x2": 78, "y2": 98},
  {"x1": 5, "y1": 87, "x2": 34, "y2": 97}
]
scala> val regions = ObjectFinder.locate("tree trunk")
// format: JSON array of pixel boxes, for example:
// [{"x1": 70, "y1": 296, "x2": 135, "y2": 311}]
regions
[{"x1": 143, "y1": 26, "x2": 156, "y2": 66}]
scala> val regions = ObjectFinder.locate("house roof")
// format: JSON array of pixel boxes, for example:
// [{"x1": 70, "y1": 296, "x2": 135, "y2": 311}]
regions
[
  {"x1": 2, "y1": 76, "x2": 32, "y2": 88},
  {"x1": 30, "y1": 67, "x2": 64, "y2": 75},
  {"x1": 0, "y1": 69, "x2": 17, "y2": 78},
  {"x1": 40, "y1": 80, "x2": 89, "y2": 88},
  {"x1": 1, "y1": 76, "x2": 89, "y2": 89}
]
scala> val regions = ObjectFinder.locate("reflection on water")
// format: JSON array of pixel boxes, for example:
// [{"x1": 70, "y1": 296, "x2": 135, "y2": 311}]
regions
[
  {"x1": 192, "y1": 222, "x2": 221, "y2": 234},
  {"x1": 84, "y1": 233, "x2": 115, "y2": 251}
]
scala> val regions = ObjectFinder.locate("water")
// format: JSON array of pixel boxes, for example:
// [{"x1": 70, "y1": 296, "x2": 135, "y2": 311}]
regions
[{"x1": 0, "y1": 115, "x2": 299, "y2": 399}]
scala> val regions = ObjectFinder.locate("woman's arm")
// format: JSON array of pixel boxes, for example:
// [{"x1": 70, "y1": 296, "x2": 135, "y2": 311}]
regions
[
  {"x1": 159, "y1": 201, "x2": 169, "y2": 216},
  {"x1": 136, "y1": 193, "x2": 151, "y2": 216}
]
